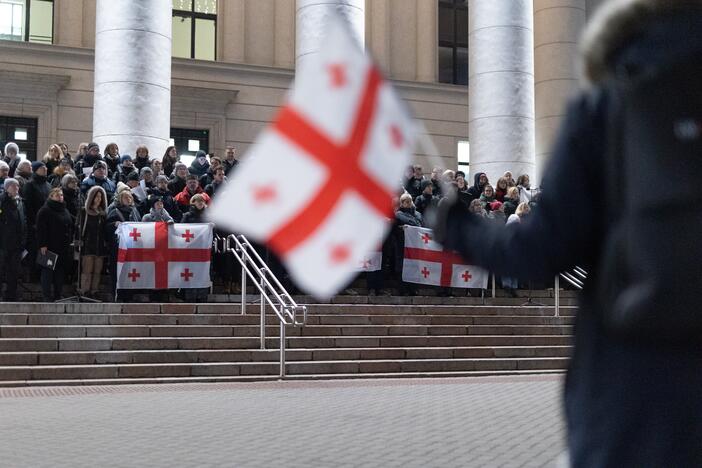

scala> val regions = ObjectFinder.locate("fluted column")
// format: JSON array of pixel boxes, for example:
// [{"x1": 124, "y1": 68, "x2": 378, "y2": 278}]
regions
[
  {"x1": 468, "y1": 0, "x2": 535, "y2": 183},
  {"x1": 534, "y1": 0, "x2": 586, "y2": 183},
  {"x1": 295, "y1": 0, "x2": 365, "y2": 72},
  {"x1": 93, "y1": 0, "x2": 172, "y2": 158}
]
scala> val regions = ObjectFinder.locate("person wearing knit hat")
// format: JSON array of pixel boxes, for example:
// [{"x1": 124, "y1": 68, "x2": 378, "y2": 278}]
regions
[
  {"x1": 167, "y1": 161, "x2": 189, "y2": 196},
  {"x1": 114, "y1": 154, "x2": 136, "y2": 184},
  {"x1": 80, "y1": 160, "x2": 115, "y2": 204},
  {"x1": 0, "y1": 161, "x2": 9, "y2": 192},
  {"x1": 14, "y1": 160, "x2": 32, "y2": 191},
  {"x1": 0, "y1": 176, "x2": 26, "y2": 301},
  {"x1": 148, "y1": 174, "x2": 181, "y2": 222},
  {"x1": 74, "y1": 142, "x2": 103, "y2": 178},
  {"x1": 31, "y1": 160, "x2": 46, "y2": 174},
  {"x1": 60, "y1": 173, "x2": 81, "y2": 219},
  {"x1": 181, "y1": 191, "x2": 209, "y2": 302}
]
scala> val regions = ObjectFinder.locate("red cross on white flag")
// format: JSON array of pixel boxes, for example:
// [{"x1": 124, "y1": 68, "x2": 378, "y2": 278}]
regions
[
  {"x1": 208, "y1": 19, "x2": 416, "y2": 298},
  {"x1": 402, "y1": 226, "x2": 489, "y2": 289},
  {"x1": 115, "y1": 222, "x2": 213, "y2": 290}
]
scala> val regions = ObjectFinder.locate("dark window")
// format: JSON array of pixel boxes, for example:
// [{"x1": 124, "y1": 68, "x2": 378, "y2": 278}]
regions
[
  {"x1": 170, "y1": 127, "x2": 210, "y2": 167},
  {"x1": 438, "y1": 0, "x2": 468, "y2": 85},
  {"x1": 0, "y1": 116, "x2": 39, "y2": 161},
  {"x1": 0, "y1": 0, "x2": 54, "y2": 44},
  {"x1": 172, "y1": 0, "x2": 217, "y2": 61}
]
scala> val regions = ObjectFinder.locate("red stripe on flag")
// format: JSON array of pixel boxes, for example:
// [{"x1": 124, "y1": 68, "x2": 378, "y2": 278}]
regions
[
  {"x1": 404, "y1": 247, "x2": 465, "y2": 287},
  {"x1": 266, "y1": 67, "x2": 393, "y2": 257},
  {"x1": 117, "y1": 222, "x2": 211, "y2": 289}
]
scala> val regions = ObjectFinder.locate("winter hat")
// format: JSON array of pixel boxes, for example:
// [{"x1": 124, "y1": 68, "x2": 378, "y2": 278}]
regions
[
  {"x1": 195, "y1": 150, "x2": 207, "y2": 160},
  {"x1": 155, "y1": 174, "x2": 169, "y2": 184},
  {"x1": 3, "y1": 142, "x2": 19, "y2": 157},
  {"x1": 126, "y1": 171, "x2": 140, "y2": 182},
  {"x1": 489, "y1": 201, "x2": 504, "y2": 211},
  {"x1": 149, "y1": 195, "x2": 163, "y2": 209},
  {"x1": 116, "y1": 181, "x2": 130, "y2": 195},
  {"x1": 120, "y1": 154, "x2": 133, "y2": 164},
  {"x1": 59, "y1": 157, "x2": 73, "y2": 167},
  {"x1": 186, "y1": 173, "x2": 199, "y2": 181},
  {"x1": 31, "y1": 161, "x2": 46, "y2": 173},
  {"x1": 420, "y1": 179, "x2": 433, "y2": 191},
  {"x1": 61, "y1": 173, "x2": 79, "y2": 188},
  {"x1": 3, "y1": 178, "x2": 19, "y2": 190},
  {"x1": 139, "y1": 167, "x2": 153, "y2": 177},
  {"x1": 92, "y1": 161, "x2": 107, "y2": 171},
  {"x1": 87, "y1": 142, "x2": 100, "y2": 153}
]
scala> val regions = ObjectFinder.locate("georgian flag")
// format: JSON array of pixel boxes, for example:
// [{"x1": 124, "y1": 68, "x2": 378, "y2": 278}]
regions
[
  {"x1": 402, "y1": 226, "x2": 489, "y2": 289},
  {"x1": 208, "y1": 19, "x2": 416, "y2": 298},
  {"x1": 355, "y1": 251, "x2": 382, "y2": 273},
  {"x1": 116, "y1": 222, "x2": 213, "y2": 289}
]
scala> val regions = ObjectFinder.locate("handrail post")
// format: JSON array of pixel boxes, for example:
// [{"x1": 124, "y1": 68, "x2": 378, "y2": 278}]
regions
[
  {"x1": 491, "y1": 274, "x2": 496, "y2": 299},
  {"x1": 240, "y1": 245, "x2": 247, "y2": 315},
  {"x1": 260, "y1": 268, "x2": 266, "y2": 350},
  {"x1": 279, "y1": 321, "x2": 286, "y2": 379},
  {"x1": 554, "y1": 275, "x2": 560, "y2": 317}
]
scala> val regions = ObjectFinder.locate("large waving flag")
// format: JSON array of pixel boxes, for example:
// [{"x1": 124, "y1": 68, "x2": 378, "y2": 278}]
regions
[
  {"x1": 402, "y1": 226, "x2": 489, "y2": 289},
  {"x1": 208, "y1": 20, "x2": 415, "y2": 298},
  {"x1": 116, "y1": 222, "x2": 213, "y2": 289}
]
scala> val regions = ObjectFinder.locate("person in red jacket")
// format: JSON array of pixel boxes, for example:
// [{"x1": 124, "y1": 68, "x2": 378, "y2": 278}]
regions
[{"x1": 174, "y1": 174, "x2": 210, "y2": 215}]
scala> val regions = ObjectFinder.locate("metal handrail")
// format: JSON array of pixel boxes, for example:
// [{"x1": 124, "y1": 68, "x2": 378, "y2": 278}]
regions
[
  {"x1": 555, "y1": 266, "x2": 588, "y2": 317},
  {"x1": 224, "y1": 234, "x2": 307, "y2": 379}
]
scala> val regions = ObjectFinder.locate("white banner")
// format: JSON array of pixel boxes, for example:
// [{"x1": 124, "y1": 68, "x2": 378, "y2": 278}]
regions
[
  {"x1": 116, "y1": 222, "x2": 213, "y2": 289},
  {"x1": 355, "y1": 251, "x2": 382, "y2": 272},
  {"x1": 402, "y1": 226, "x2": 489, "y2": 288}
]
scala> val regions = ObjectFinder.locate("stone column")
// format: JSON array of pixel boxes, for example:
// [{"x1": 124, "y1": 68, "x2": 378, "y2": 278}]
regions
[
  {"x1": 534, "y1": 0, "x2": 586, "y2": 183},
  {"x1": 295, "y1": 0, "x2": 364, "y2": 72},
  {"x1": 92, "y1": 0, "x2": 172, "y2": 159},
  {"x1": 468, "y1": 0, "x2": 535, "y2": 184},
  {"x1": 416, "y1": 0, "x2": 437, "y2": 83}
]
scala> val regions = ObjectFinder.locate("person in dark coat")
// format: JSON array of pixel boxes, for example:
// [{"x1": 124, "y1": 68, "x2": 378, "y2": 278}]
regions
[
  {"x1": 48, "y1": 158, "x2": 75, "y2": 188},
  {"x1": 0, "y1": 161, "x2": 8, "y2": 193},
  {"x1": 13, "y1": 160, "x2": 32, "y2": 192},
  {"x1": 105, "y1": 190, "x2": 142, "y2": 301},
  {"x1": 403, "y1": 165, "x2": 424, "y2": 199},
  {"x1": 133, "y1": 145, "x2": 151, "y2": 172},
  {"x1": 21, "y1": 161, "x2": 51, "y2": 227},
  {"x1": 222, "y1": 146, "x2": 239, "y2": 176},
  {"x1": 188, "y1": 150, "x2": 210, "y2": 178},
  {"x1": 74, "y1": 142, "x2": 103, "y2": 179},
  {"x1": 435, "y1": 2, "x2": 702, "y2": 465},
  {"x1": 174, "y1": 174, "x2": 211, "y2": 214},
  {"x1": 113, "y1": 154, "x2": 137, "y2": 184},
  {"x1": 466, "y1": 172, "x2": 488, "y2": 201},
  {"x1": 204, "y1": 167, "x2": 226, "y2": 199},
  {"x1": 103, "y1": 143, "x2": 120, "y2": 175},
  {"x1": 81, "y1": 162, "x2": 116, "y2": 204},
  {"x1": 79, "y1": 186, "x2": 108, "y2": 297},
  {"x1": 161, "y1": 146, "x2": 178, "y2": 180},
  {"x1": 36, "y1": 188, "x2": 74, "y2": 301},
  {"x1": 0, "y1": 179, "x2": 27, "y2": 301},
  {"x1": 149, "y1": 175, "x2": 181, "y2": 222},
  {"x1": 168, "y1": 162, "x2": 189, "y2": 196},
  {"x1": 199, "y1": 156, "x2": 221, "y2": 188},
  {"x1": 61, "y1": 174, "x2": 81, "y2": 220},
  {"x1": 181, "y1": 194, "x2": 210, "y2": 303},
  {"x1": 2, "y1": 142, "x2": 20, "y2": 178},
  {"x1": 413, "y1": 180, "x2": 439, "y2": 215}
]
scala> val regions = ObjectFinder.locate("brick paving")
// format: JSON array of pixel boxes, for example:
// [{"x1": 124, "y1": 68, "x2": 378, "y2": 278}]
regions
[{"x1": 0, "y1": 375, "x2": 566, "y2": 467}]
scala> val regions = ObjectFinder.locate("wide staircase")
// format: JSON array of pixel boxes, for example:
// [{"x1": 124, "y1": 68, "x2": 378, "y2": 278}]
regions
[{"x1": 0, "y1": 294, "x2": 575, "y2": 387}]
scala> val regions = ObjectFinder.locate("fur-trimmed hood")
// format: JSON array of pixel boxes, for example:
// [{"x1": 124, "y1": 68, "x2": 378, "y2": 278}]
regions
[{"x1": 580, "y1": 0, "x2": 702, "y2": 85}]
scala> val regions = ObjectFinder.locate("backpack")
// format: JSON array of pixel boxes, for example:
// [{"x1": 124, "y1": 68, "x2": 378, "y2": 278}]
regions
[{"x1": 595, "y1": 59, "x2": 702, "y2": 342}]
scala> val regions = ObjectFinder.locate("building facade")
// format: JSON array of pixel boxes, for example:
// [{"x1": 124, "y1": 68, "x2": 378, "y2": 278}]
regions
[{"x1": 0, "y1": 0, "x2": 606, "y2": 184}]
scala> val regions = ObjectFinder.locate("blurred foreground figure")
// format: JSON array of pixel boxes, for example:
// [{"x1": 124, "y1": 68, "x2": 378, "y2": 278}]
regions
[{"x1": 436, "y1": 1, "x2": 702, "y2": 466}]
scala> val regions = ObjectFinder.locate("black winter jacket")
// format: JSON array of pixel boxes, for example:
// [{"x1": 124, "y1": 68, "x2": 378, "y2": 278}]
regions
[
  {"x1": 0, "y1": 193, "x2": 27, "y2": 251},
  {"x1": 36, "y1": 199, "x2": 74, "y2": 264},
  {"x1": 21, "y1": 174, "x2": 51, "y2": 227}
]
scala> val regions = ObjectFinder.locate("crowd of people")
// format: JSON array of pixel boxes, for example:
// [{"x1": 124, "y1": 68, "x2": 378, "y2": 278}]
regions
[{"x1": 0, "y1": 139, "x2": 539, "y2": 302}]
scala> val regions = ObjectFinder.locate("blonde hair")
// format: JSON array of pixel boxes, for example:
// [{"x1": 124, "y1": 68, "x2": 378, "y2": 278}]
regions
[
  {"x1": 515, "y1": 202, "x2": 531, "y2": 217},
  {"x1": 48, "y1": 187, "x2": 63, "y2": 199},
  {"x1": 43, "y1": 144, "x2": 63, "y2": 162},
  {"x1": 506, "y1": 186, "x2": 519, "y2": 199},
  {"x1": 399, "y1": 193, "x2": 414, "y2": 206},
  {"x1": 190, "y1": 194, "x2": 207, "y2": 205}
]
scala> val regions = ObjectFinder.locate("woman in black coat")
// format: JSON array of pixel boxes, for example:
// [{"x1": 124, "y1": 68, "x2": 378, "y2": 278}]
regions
[
  {"x1": 36, "y1": 188, "x2": 74, "y2": 301},
  {"x1": 181, "y1": 194, "x2": 209, "y2": 303}
]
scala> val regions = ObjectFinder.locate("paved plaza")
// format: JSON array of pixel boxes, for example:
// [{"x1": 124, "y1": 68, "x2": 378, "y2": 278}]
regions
[{"x1": 0, "y1": 375, "x2": 565, "y2": 467}]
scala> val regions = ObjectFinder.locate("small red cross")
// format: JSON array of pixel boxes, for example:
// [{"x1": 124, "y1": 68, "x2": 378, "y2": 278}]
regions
[
  {"x1": 181, "y1": 229, "x2": 195, "y2": 243},
  {"x1": 330, "y1": 244, "x2": 351, "y2": 264},
  {"x1": 181, "y1": 268, "x2": 194, "y2": 281},
  {"x1": 127, "y1": 269, "x2": 140, "y2": 282},
  {"x1": 129, "y1": 228, "x2": 141, "y2": 242},
  {"x1": 462, "y1": 270, "x2": 472, "y2": 282},
  {"x1": 421, "y1": 233, "x2": 431, "y2": 244},
  {"x1": 328, "y1": 63, "x2": 347, "y2": 88},
  {"x1": 421, "y1": 267, "x2": 431, "y2": 279},
  {"x1": 253, "y1": 185, "x2": 277, "y2": 204},
  {"x1": 390, "y1": 125, "x2": 403, "y2": 149},
  {"x1": 361, "y1": 259, "x2": 371, "y2": 269}
]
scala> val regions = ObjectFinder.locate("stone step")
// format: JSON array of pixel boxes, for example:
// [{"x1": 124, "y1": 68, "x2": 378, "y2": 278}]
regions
[
  {"x1": 0, "y1": 369, "x2": 566, "y2": 388},
  {"x1": 0, "y1": 334, "x2": 571, "y2": 352},
  {"x1": 0, "y1": 357, "x2": 569, "y2": 381},
  {"x1": 0, "y1": 345, "x2": 572, "y2": 366},
  {"x1": 0, "y1": 313, "x2": 575, "y2": 326},
  {"x1": 0, "y1": 324, "x2": 573, "y2": 339}
]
